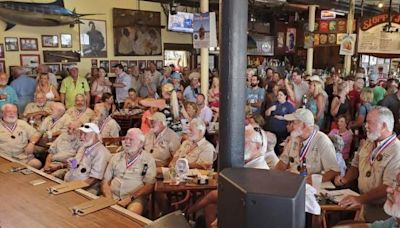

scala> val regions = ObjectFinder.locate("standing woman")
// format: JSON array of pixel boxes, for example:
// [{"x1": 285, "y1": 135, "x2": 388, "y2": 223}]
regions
[
  {"x1": 265, "y1": 89, "x2": 295, "y2": 154},
  {"x1": 208, "y1": 77, "x2": 220, "y2": 110},
  {"x1": 306, "y1": 76, "x2": 327, "y2": 129},
  {"x1": 91, "y1": 67, "x2": 112, "y2": 104},
  {"x1": 36, "y1": 73, "x2": 60, "y2": 102},
  {"x1": 348, "y1": 88, "x2": 373, "y2": 136},
  {"x1": 329, "y1": 115, "x2": 353, "y2": 160},
  {"x1": 330, "y1": 81, "x2": 351, "y2": 128}
]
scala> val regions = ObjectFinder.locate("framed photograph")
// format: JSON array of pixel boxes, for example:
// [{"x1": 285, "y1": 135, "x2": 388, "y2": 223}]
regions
[
  {"x1": 156, "y1": 60, "x2": 164, "y2": 69},
  {"x1": 91, "y1": 59, "x2": 98, "y2": 67},
  {"x1": 9, "y1": 66, "x2": 18, "y2": 78},
  {"x1": 120, "y1": 60, "x2": 128, "y2": 71},
  {"x1": 46, "y1": 64, "x2": 60, "y2": 74},
  {"x1": 20, "y1": 54, "x2": 40, "y2": 68},
  {"x1": 110, "y1": 60, "x2": 120, "y2": 68},
  {"x1": 42, "y1": 35, "x2": 59, "y2": 48},
  {"x1": 61, "y1": 63, "x2": 76, "y2": 72},
  {"x1": 79, "y1": 19, "x2": 107, "y2": 58},
  {"x1": 138, "y1": 60, "x2": 146, "y2": 70},
  {"x1": 0, "y1": 60, "x2": 5, "y2": 73},
  {"x1": 43, "y1": 50, "x2": 80, "y2": 63},
  {"x1": 99, "y1": 60, "x2": 110, "y2": 73},
  {"x1": 0, "y1": 44, "x2": 4, "y2": 58},
  {"x1": 60, "y1": 33, "x2": 72, "y2": 48},
  {"x1": 128, "y1": 60, "x2": 137, "y2": 67},
  {"x1": 146, "y1": 60, "x2": 155, "y2": 68},
  {"x1": 20, "y1": 38, "x2": 38, "y2": 51},
  {"x1": 5, "y1": 37, "x2": 19, "y2": 51}
]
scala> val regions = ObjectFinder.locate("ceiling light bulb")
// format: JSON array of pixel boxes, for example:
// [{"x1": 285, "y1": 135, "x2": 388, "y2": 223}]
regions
[{"x1": 378, "y1": 2, "x2": 384, "y2": 8}]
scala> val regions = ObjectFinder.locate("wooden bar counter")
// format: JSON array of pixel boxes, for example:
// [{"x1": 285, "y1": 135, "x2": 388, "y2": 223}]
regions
[{"x1": 0, "y1": 155, "x2": 151, "y2": 227}]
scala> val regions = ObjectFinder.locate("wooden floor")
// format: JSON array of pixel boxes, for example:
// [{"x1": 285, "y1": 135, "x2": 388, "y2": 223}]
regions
[{"x1": 0, "y1": 157, "x2": 147, "y2": 228}]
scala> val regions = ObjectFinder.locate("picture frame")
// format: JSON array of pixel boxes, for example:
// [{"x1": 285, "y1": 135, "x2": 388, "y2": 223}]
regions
[
  {"x1": 20, "y1": 54, "x2": 40, "y2": 68},
  {"x1": 120, "y1": 60, "x2": 128, "y2": 71},
  {"x1": 0, "y1": 60, "x2": 5, "y2": 73},
  {"x1": 42, "y1": 35, "x2": 59, "y2": 48},
  {"x1": 5, "y1": 37, "x2": 19, "y2": 51},
  {"x1": 156, "y1": 60, "x2": 164, "y2": 70},
  {"x1": 138, "y1": 60, "x2": 146, "y2": 70},
  {"x1": 91, "y1": 59, "x2": 98, "y2": 67},
  {"x1": 60, "y1": 33, "x2": 72, "y2": 48},
  {"x1": 61, "y1": 63, "x2": 76, "y2": 72},
  {"x1": 9, "y1": 65, "x2": 18, "y2": 78},
  {"x1": 43, "y1": 50, "x2": 80, "y2": 63},
  {"x1": 20, "y1": 38, "x2": 38, "y2": 51},
  {"x1": 146, "y1": 60, "x2": 155, "y2": 68},
  {"x1": 99, "y1": 60, "x2": 110, "y2": 73},
  {"x1": 46, "y1": 64, "x2": 60, "y2": 74},
  {"x1": 128, "y1": 60, "x2": 137, "y2": 67},
  {"x1": 79, "y1": 19, "x2": 107, "y2": 58},
  {"x1": 0, "y1": 44, "x2": 4, "y2": 58}
]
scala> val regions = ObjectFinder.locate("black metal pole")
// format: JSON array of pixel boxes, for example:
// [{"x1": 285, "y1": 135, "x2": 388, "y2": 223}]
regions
[{"x1": 218, "y1": 0, "x2": 248, "y2": 171}]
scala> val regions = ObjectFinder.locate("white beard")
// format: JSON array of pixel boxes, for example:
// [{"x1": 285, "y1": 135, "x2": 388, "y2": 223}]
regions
[
  {"x1": 4, "y1": 116, "x2": 17, "y2": 123},
  {"x1": 82, "y1": 138, "x2": 94, "y2": 148},
  {"x1": 291, "y1": 128, "x2": 303, "y2": 138},
  {"x1": 384, "y1": 199, "x2": 400, "y2": 218},
  {"x1": 367, "y1": 130, "x2": 380, "y2": 141}
]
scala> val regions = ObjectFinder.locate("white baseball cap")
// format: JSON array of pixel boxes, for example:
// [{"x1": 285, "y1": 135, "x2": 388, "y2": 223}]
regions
[
  {"x1": 79, "y1": 123, "x2": 100, "y2": 134},
  {"x1": 284, "y1": 108, "x2": 314, "y2": 126}
]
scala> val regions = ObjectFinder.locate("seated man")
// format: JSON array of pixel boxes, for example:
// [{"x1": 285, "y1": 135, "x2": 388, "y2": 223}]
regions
[
  {"x1": 42, "y1": 123, "x2": 81, "y2": 177},
  {"x1": 39, "y1": 102, "x2": 66, "y2": 136},
  {"x1": 265, "y1": 131, "x2": 279, "y2": 169},
  {"x1": 63, "y1": 93, "x2": 95, "y2": 126},
  {"x1": 64, "y1": 123, "x2": 111, "y2": 193},
  {"x1": 93, "y1": 103, "x2": 120, "y2": 138},
  {"x1": 102, "y1": 128, "x2": 156, "y2": 215},
  {"x1": 0, "y1": 104, "x2": 42, "y2": 168},
  {"x1": 335, "y1": 106, "x2": 400, "y2": 222},
  {"x1": 275, "y1": 108, "x2": 340, "y2": 183},
  {"x1": 169, "y1": 118, "x2": 216, "y2": 170},
  {"x1": 23, "y1": 91, "x2": 51, "y2": 127},
  {"x1": 244, "y1": 125, "x2": 269, "y2": 169},
  {"x1": 144, "y1": 112, "x2": 181, "y2": 167}
]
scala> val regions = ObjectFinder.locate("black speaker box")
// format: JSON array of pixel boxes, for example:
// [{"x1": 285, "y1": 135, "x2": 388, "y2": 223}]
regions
[{"x1": 218, "y1": 168, "x2": 305, "y2": 228}]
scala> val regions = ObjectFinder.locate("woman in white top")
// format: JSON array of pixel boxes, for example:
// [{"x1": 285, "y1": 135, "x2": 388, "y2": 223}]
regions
[
  {"x1": 36, "y1": 73, "x2": 60, "y2": 101},
  {"x1": 91, "y1": 67, "x2": 112, "y2": 103}
]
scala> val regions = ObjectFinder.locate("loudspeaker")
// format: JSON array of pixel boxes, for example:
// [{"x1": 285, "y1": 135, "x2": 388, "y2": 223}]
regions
[
  {"x1": 145, "y1": 211, "x2": 190, "y2": 228},
  {"x1": 218, "y1": 168, "x2": 305, "y2": 228}
]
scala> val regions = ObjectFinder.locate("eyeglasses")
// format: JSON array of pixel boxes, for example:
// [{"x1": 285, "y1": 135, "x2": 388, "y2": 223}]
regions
[{"x1": 253, "y1": 127, "x2": 264, "y2": 147}]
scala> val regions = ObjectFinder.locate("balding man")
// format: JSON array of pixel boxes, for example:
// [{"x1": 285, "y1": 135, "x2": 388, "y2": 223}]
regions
[
  {"x1": 37, "y1": 64, "x2": 58, "y2": 88},
  {"x1": 39, "y1": 102, "x2": 66, "y2": 136},
  {"x1": 102, "y1": 128, "x2": 156, "y2": 215},
  {"x1": 10, "y1": 67, "x2": 36, "y2": 114},
  {"x1": 144, "y1": 112, "x2": 181, "y2": 167},
  {"x1": 60, "y1": 66, "x2": 90, "y2": 108},
  {"x1": 169, "y1": 118, "x2": 216, "y2": 169},
  {"x1": 335, "y1": 106, "x2": 400, "y2": 222},
  {"x1": 0, "y1": 104, "x2": 41, "y2": 168},
  {"x1": 23, "y1": 92, "x2": 51, "y2": 127},
  {"x1": 0, "y1": 72, "x2": 18, "y2": 109},
  {"x1": 93, "y1": 103, "x2": 120, "y2": 138}
]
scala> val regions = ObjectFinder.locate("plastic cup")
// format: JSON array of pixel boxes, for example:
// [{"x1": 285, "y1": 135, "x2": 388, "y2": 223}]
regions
[{"x1": 311, "y1": 174, "x2": 323, "y2": 192}]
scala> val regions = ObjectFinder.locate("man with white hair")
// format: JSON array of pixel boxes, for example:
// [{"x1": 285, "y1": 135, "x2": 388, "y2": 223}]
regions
[
  {"x1": 144, "y1": 112, "x2": 181, "y2": 167},
  {"x1": 244, "y1": 125, "x2": 269, "y2": 169},
  {"x1": 23, "y1": 91, "x2": 51, "y2": 127},
  {"x1": 183, "y1": 72, "x2": 201, "y2": 102},
  {"x1": 93, "y1": 103, "x2": 120, "y2": 138},
  {"x1": 334, "y1": 106, "x2": 400, "y2": 222},
  {"x1": 102, "y1": 128, "x2": 156, "y2": 215},
  {"x1": 275, "y1": 108, "x2": 340, "y2": 182},
  {"x1": 169, "y1": 118, "x2": 215, "y2": 169},
  {"x1": 39, "y1": 102, "x2": 66, "y2": 136},
  {"x1": 64, "y1": 123, "x2": 111, "y2": 192},
  {"x1": 63, "y1": 94, "x2": 95, "y2": 125},
  {"x1": 42, "y1": 123, "x2": 81, "y2": 177},
  {"x1": 0, "y1": 104, "x2": 42, "y2": 168}
]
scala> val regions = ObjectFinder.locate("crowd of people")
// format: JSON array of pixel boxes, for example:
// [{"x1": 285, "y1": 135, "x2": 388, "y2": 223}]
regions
[{"x1": 2, "y1": 61, "x2": 400, "y2": 227}]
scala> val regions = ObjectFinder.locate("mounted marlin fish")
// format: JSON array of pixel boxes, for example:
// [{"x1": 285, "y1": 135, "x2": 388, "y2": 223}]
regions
[{"x1": 0, "y1": 0, "x2": 96, "y2": 31}]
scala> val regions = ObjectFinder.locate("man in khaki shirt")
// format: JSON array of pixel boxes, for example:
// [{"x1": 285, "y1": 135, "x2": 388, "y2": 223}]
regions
[
  {"x1": 93, "y1": 103, "x2": 120, "y2": 138},
  {"x1": 102, "y1": 128, "x2": 156, "y2": 215},
  {"x1": 169, "y1": 118, "x2": 216, "y2": 169},
  {"x1": 63, "y1": 94, "x2": 95, "y2": 126},
  {"x1": 39, "y1": 102, "x2": 65, "y2": 136},
  {"x1": 0, "y1": 104, "x2": 41, "y2": 168},
  {"x1": 335, "y1": 106, "x2": 400, "y2": 222},
  {"x1": 23, "y1": 92, "x2": 52, "y2": 128},
  {"x1": 275, "y1": 108, "x2": 340, "y2": 183},
  {"x1": 144, "y1": 112, "x2": 181, "y2": 167}
]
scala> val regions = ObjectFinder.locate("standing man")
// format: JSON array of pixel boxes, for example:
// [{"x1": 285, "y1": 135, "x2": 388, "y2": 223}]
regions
[
  {"x1": 291, "y1": 69, "x2": 309, "y2": 107},
  {"x1": 10, "y1": 67, "x2": 36, "y2": 115},
  {"x1": 0, "y1": 72, "x2": 18, "y2": 109},
  {"x1": 112, "y1": 64, "x2": 131, "y2": 109},
  {"x1": 379, "y1": 88, "x2": 400, "y2": 134},
  {"x1": 102, "y1": 128, "x2": 156, "y2": 215},
  {"x1": 246, "y1": 75, "x2": 265, "y2": 114},
  {"x1": 60, "y1": 66, "x2": 90, "y2": 109},
  {"x1": 183, "y1": 72, "x2": 201, "y2": 103},
  {"x1": 335, "y1": 106, "x2": 400, "y2": 222},
  {"x1": 196, "y1": 93, "x2": 213, "y2": 125},
  {"x1": 149, "y1": 62, "x2": 162, "y2": 87}
]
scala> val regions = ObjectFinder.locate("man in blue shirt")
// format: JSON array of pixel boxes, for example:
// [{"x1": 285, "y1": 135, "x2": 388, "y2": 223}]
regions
[
  {"x1": 246, "y1": 75, "x2": 265, "y2": 114},
  {"x1": 10, "y1": 67, "x2": 36, "y2": 114},
  {"x1": 183, "y1": 72, "x2": 200, "y2": 103},
  {"x1": 0, "y1": 72, "x2": 18, "y2": 110}
]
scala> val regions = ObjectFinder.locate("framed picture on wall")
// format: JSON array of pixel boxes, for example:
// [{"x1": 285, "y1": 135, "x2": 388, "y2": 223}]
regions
[
  {"x1": 138, "y1": 60, "x2": 146, "y2": 70},
  {"x1": 42, "y1": 35, "x2": 59, "y2": 48},
  {"x1": 79, "y1": 19, "x2": 107, "y2": 58},
  {"x1": 5, "y1": 37, "x2": 19, "y2": 51},
  {"x1": 46, "y1": 64, "x2": 60, "y2": 74},
  {"x1": 61, "y1": 63, "x2": 76, "y2": 72},
  {"x1": 120, "y1": 60, "x2": 128, "y2": 71},
  {"x1": 20, "y1": 54, "x2": 40, "y2": 68},
  {"x1": 20, "y1": 38, "x2": 38, "y2": 51},
  {"x1": 110, "y1": 60, "x2": 120, "y2": 68},
  {"x1": 128, "y1": 60, "x2": 137, "y2": 67},
  {"x1": 156, "y1": 60, "x2": 163, "y2": 69},
  {"x1": 0, "y1": 44, "x2": 4, "y2": 58},
  {"x1": 0, "y1": 60, "x2": 5, "y2": 73},
  {"x1": 99, "y1": 60, "x2": 110, "y2": 73},
  {"x1": 91, "y1": 59, "x2": 98, "y2": 67},
  {"x1": 146, "y1": 60, "x2": 155, "y2": 68},
  {"x1": 60, "y1": 33, "x2": 72, "y2": 48},
  {"x1": 9, "y1": 65, "x2": 18, "y2": 77}
]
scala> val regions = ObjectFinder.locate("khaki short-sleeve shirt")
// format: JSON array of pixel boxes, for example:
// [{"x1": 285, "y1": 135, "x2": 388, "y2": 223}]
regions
[
  {"x1": 65, "y1": 107, "x2": 95, "y2": 125},
  {"x1": 98, "y1": 118, "x2": 121, "y2": 138},
  {"x1": 48, "y1": 132, "x2": 81, "y2": 162},
  {"x1": 0, "y1": 120, "x2": 38, "y2": 157},
  {"x1": 144, "y1": 127, "x2": 181, "y2": 166},
  {"x1": 173, "y1": 138, "x2": 215, "y2": 167}
]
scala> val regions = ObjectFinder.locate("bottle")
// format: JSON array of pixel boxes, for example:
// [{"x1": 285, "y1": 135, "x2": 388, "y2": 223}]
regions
[{"x1": 299, "y1": 159, "x2": 308, "y2": 177}]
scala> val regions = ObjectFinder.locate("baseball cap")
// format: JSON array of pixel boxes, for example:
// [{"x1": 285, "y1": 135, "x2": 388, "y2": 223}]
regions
[
  {"x1": 149, "y1": 112, "x2": 166, "y2": 123},
  {"x1": 309, "y1": 75, "x2": 323, "y2": 84},
  {"x1": 79, "y1": 123, "x2": 100, "y2": 134},
  {"x1": 284, "y1": 108, "x2": 314, "y2": 126}
]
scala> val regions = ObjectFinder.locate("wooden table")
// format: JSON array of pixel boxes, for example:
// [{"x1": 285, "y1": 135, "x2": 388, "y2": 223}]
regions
[
  {"x1": 112, "y1": 113, "x2": 142, "y2": 135},
  {"x1": 0, "y1": 155, "x2": 151, "y2": 227},
  {"x1": 155, "y1": 179, "x2": 217, "y2": 193},
  {"x1": 319, "y1": 204, "x2": 362, "y2": 228}
]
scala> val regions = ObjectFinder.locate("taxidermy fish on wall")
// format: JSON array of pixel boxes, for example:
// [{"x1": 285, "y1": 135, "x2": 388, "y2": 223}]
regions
[{"x1": 0, "y1": 0, "x2": 96, "y2": 31}]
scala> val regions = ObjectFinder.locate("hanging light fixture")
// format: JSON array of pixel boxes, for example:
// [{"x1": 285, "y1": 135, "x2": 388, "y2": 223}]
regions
[{"x1": 378, "y1": 2, "x2": 384, "y2": 8}]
